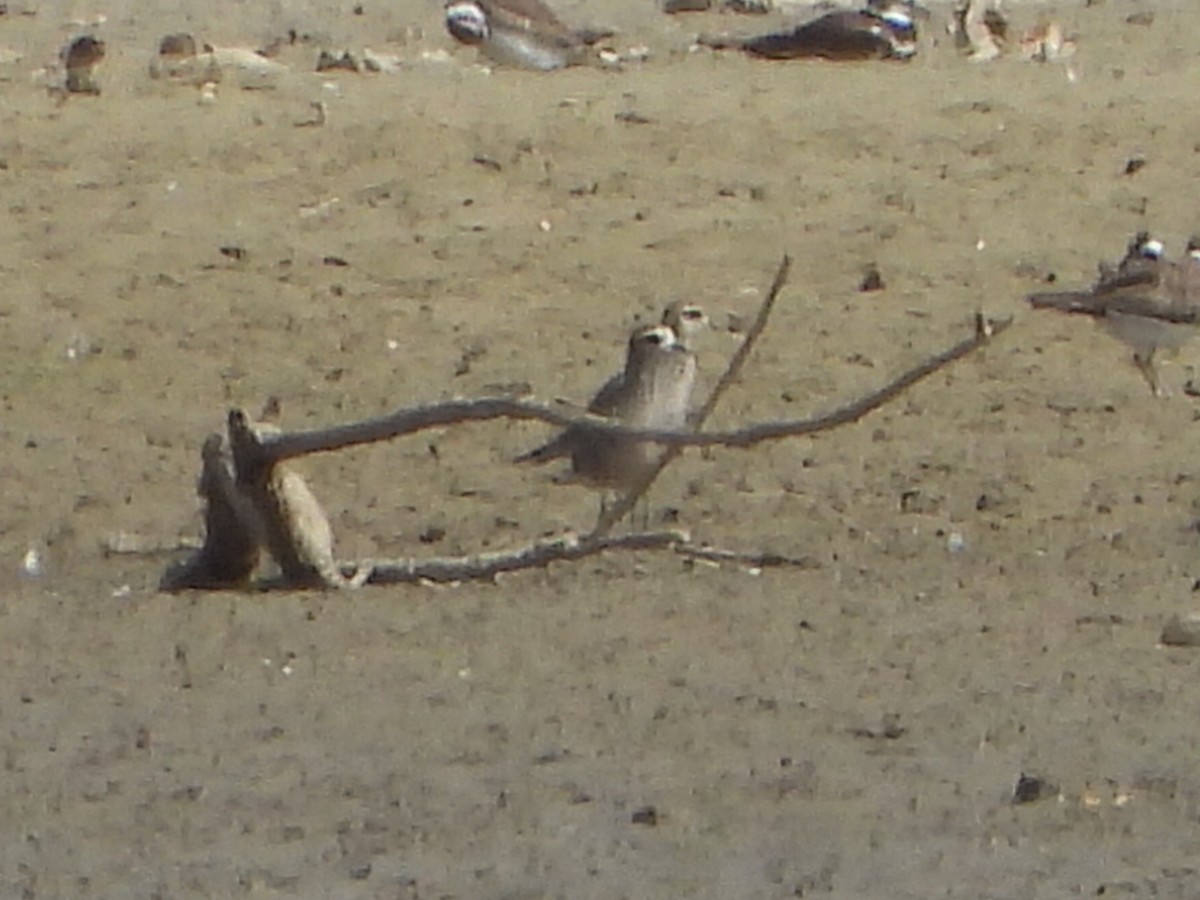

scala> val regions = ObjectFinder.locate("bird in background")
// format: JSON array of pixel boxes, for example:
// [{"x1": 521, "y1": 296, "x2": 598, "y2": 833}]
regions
[
  {"x1": 698, "y1": 0, "x2": 925, "y2": 62},
  {"x1": 1028, "y1": 233, "x2": 1200, "y2": 396},
  {"x1": 443, "y1": 0, "x2": 613, "y2": 70}
]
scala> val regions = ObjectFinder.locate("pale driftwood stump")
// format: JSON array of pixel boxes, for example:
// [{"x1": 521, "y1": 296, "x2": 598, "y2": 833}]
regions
[{"x1": 227, "y1": 410, "x2": 367, "y2": 590}]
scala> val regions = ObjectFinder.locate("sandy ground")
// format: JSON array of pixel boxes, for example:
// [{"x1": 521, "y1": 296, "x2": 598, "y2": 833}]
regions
[{"x1": 4, "y1": 0, "x2": 1200, "y2": 896}]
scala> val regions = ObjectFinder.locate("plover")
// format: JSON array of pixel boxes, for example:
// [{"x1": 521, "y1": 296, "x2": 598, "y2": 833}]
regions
[
  {"x1": 700, "y1": 0, "x2": 923, "y2": 61},
  {"x1": 444, "y1": 0, "x2": 612, "y2": 70},
  {"x1": 516, "y1": 324, "x2": 697, "y2": 502},
  {"x1": 1029, "y1": 235, "x2": 1200, "y2": 396}
]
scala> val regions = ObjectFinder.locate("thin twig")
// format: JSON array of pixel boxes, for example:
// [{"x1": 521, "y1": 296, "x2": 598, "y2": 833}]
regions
[
  {"x1": 673, "y1": 543, "x2": 821, "y2": 570},
  {"x1": 360, "y1": 530, "x2": 688, "y2": 585},
  {"x1": 732, "y1": 312, "x2": 1013, "y2": 444},
  {"x1": 589, "y1": 253, "x2": 793, "y2": 538}
]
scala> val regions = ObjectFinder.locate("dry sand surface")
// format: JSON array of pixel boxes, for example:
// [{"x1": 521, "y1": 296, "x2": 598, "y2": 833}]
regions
[{"x1": 5, "y1": 0, "x2": 1200, "y2": 896}]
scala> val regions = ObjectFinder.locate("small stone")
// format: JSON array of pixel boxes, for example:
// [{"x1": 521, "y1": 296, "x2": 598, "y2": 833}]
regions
[
  {"x1": 859, "y1": 265, "x2": 885, "y2": 292},
  {"x1": 1161, "y1": 613, "x2": 1200, "y2": 647},
  {"x1": 630, "y1": 805, "x2": 658, "y2": 826},
  {"x1": 1012, "y1": 772, "x2": 1053, "y2": 804}
]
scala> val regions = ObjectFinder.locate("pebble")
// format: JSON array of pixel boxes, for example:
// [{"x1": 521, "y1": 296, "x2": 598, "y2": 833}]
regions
[{"x1": 1160, "y1": 612, "x2": 1200, "y2": 647}]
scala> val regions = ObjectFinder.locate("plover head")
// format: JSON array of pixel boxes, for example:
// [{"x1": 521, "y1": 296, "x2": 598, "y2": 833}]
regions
[
  {"x1": 660, "y1": 301, "x2": 709, "y2": 344},
  {"x1": 1129, "y1": 230, "x2": 1165, "y2": 261},
  {"x1": 630, "y1": 323, "x2": 678, "y2": 353},
  {"x1": 445, "y1": 0, "x2": 490, "y2": 45}
]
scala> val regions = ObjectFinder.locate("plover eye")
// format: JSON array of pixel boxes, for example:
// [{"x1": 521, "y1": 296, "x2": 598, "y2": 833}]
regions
[{"x1": 445, "y1": 2, "x2": 489, "y2": 42}]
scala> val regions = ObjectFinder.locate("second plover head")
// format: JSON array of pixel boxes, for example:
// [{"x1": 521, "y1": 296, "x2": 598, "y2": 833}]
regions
[{"x1": 660, "y1": 301, "x2": 710, "y2": 347}]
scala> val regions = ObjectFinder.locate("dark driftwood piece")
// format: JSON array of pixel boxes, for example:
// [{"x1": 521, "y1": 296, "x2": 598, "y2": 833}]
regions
[
  {"x1": 227, "y1": 410, "x2": 341, "y2": 589},
  {"x1": 160, "y1": 434, "x2": 261, "y2": 591}
]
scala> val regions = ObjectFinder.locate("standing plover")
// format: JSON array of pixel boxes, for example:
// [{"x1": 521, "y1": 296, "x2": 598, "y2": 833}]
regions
[
  {"x1": 700, "y1": 0, "x2": 923, "y2": 61},
  {"x1": 444, "y1": 0, "x2": 612, "y2": 70},
  {"x1": 1029, "y1": 235, "x2": 1200, "y2": 396},
  {"x1": 516, "y1": 324, "x2": 697, "y2": 505}
]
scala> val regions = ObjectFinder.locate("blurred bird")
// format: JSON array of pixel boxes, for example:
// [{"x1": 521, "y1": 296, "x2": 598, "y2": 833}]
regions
[
  {"x1": 1028, "y1": 234, "x2": 1200, "y2": 396},
  {"x1": 444, "y1": 0, "x2": 612, "y2": 70},
  {"x1": 699, "y1": 0, "x2": 924, "y2": 61}
]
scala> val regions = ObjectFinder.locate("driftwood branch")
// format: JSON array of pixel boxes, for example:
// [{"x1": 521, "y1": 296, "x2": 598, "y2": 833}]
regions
[
  {"x1": 251, "y1": 316, "x2": 1012, "y2": 464},
  {"x1": 672, "y1": 543, "x2": 821, "y2": 570},
  {"x1": 363, "y1": 530, "x2": 688, "y2": 585}
]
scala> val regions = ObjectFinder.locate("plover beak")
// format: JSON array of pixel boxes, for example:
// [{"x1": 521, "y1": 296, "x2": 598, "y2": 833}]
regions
[{"x1": 445, "y1": 1, "x2": 490, "y2": 44}]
